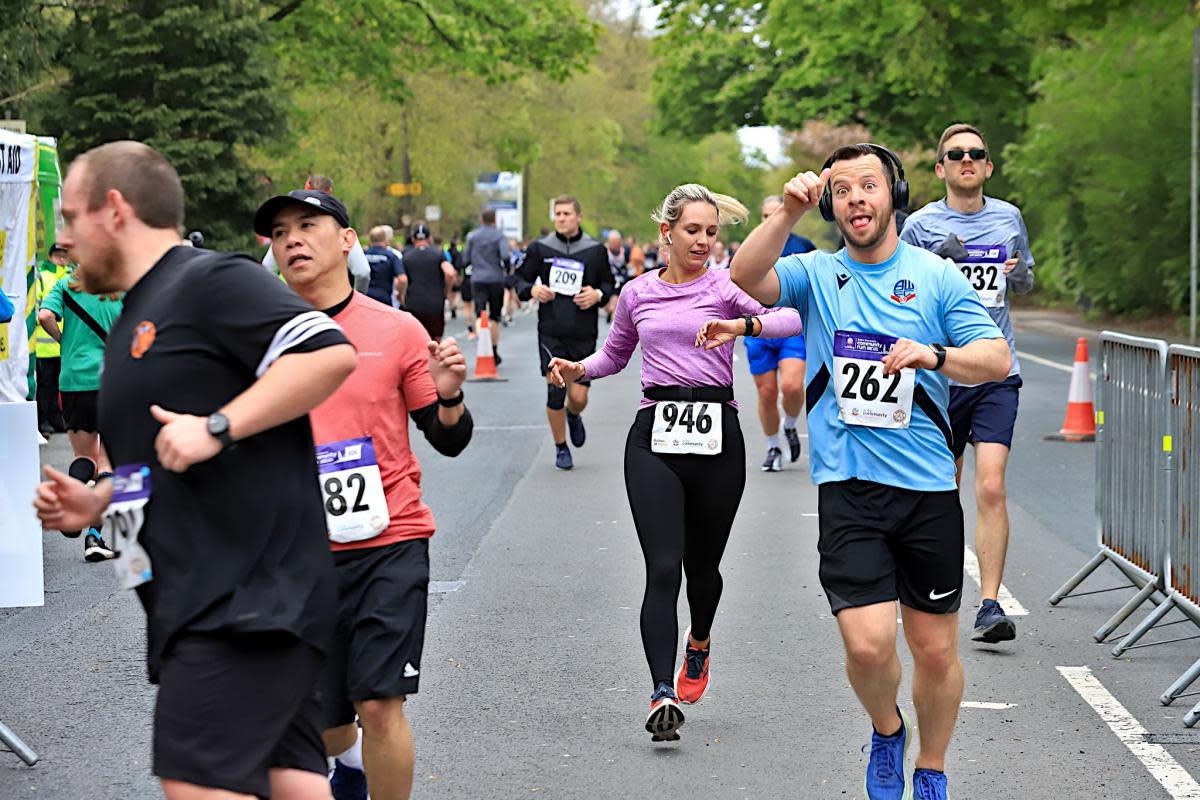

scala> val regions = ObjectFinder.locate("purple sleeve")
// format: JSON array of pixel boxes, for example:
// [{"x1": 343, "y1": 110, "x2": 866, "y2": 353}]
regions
[
  {"x1": 581, "y1": 287, "x2": 639, "y2": 381},
  {"x1": 721, "y1": 278, "x2": 803, "y2": 338}
]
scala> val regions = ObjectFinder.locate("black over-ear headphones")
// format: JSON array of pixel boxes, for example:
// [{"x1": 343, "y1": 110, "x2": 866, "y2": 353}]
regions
[{"x1": 818, "y1": 143, "x2": 909, "y2": 222}]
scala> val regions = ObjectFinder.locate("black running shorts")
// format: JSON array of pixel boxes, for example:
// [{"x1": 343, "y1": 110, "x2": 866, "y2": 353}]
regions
[
  {"x1": 538, "y1": 334, "x2": 595, "y2": 384},
  {"x1": 321, "y1": 539, "x2": 430, "y2": 729},
  {"x1": 817, "y1": 479, "x2": 964, "y2": 615},
  {"x1": 61, "y1": 390, "x2": 98, "y2": 433},
  {"x1": 153, "y1": 633, "x2": 327, "y2": 799},
  {"x1": 471, "y1": 281, "x2": 504, "y2": 323}
]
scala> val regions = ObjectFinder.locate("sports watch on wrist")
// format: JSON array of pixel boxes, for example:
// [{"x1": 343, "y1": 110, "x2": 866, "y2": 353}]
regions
[
  {"x1": 207, "y1": 412, "x2": 235, "y2": 449},
  {"x1": 742, "y1": 314, "x2": 756, "y2": 337},
  {"x1": 929, "y1": 343, "x2": 947, "y2": 371},
  {"x1": 437, "y1": 390, "x2": 465, "y2": 408}
]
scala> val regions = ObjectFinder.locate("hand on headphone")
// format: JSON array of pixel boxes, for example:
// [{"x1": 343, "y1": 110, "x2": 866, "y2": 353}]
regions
[{"x1": 782, "y1": 168, "x2": 831, "y2": 216}]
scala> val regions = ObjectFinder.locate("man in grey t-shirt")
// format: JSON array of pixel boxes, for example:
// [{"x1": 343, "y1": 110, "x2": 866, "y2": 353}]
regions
[
  {"x1": 462, "y1": 208, "x2": 510, "y2": 363},
  {"x1": 902, "y1": 122, "x2": 1034, "y2": 647}
]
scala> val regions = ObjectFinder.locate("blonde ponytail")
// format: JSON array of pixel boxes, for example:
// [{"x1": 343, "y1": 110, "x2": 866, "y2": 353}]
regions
[{"x1": 651, "y1": 183, "x2": 748, "y2": 242}]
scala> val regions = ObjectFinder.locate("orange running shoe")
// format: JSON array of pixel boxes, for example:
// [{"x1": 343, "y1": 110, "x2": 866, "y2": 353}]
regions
[
  {"x1": 645, "y1": 681, "x2": 684, "y2": 741},
  {"x1": 674, "y1": 627, "x2": 711, "y2": 704}
]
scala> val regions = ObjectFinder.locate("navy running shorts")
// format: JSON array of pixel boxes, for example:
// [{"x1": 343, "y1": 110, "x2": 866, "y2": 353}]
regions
[
  {"x1": 948, "y1": 374, "x2": 1022, "y2": 459},
  {"x1": 745, "y1": 334, "x2": 806, "y2": 375},
  {"x1": 817, "y1": 479, "x2": 965, "y2": 615}
]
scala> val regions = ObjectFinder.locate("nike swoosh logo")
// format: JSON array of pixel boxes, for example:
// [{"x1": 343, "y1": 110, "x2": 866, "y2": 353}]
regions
[
  {"x1": 929, "y1": 589, "x2": 958, "y2": 600},
  {"x1": 837, "y1": 274, "x2": 851, "y2": 289},
  {"x1": 403, "y1": 663, "x2": 420, "y2": 678}
]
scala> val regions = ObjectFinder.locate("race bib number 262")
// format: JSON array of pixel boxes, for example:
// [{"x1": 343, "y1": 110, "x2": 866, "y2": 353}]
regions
[{"x1": 832, "y1": 331, "x2": 915, "y2": 429}]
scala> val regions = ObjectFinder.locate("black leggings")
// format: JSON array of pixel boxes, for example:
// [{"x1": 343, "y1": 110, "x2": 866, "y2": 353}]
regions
[{"x1": 624, "y1": 404, "x2": 746, "y2": 687}]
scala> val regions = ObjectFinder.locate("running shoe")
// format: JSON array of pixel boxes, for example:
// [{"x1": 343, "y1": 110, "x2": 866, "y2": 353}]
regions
[
  {"x1": 912, "y1": 768, "x2": 948, "y2": 800},
  {"x1": 645, "y1": 681, "x2": 684, "y2": 742},
  {"x1": 467, "y1": 326, "x2": 477, "y2": 341},
  {"x1": 864, "y1": 707, "x2": 912, "y2": 800},
  {"x1": 567, "y1": 411, "x2": 586, "y2": 447},
  {"x1": 329, "y1": 759, "x2": 368, "y2": 800},
  {"x1": 761, "y1": 446, "x2": 783, "y2": 472},
  {"x1": 674, "y1": 627, "x2": 711, "y2": 704},
  {"x1": 494, "y1": 348, "x2": 502, "y2": 367},
  {"x1": 785, "y1": 427, "x2": 802, "y2": 463},
  {"x1": 61, "y1": 457, "x2": 98, "y2": 538},
  {"x1": 972, "y1": 598, "x2": 1016, "y2": 643},
  {"x1": 83, "y1": 530, "x2": 116, "y2": 562},
  {"x1": 555, "y1": 444, "x2": 573, "y2": 471}
]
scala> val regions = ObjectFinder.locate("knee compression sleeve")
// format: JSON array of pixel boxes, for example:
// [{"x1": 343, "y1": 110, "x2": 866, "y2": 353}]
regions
[{"x1": 547, "y1": 383, "x2": 567, "y2": 410}]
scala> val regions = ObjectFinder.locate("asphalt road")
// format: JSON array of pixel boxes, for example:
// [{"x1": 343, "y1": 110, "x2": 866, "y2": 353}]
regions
[{"x1": 2, "y1": 304, "x2": 1199, "y2": 799}]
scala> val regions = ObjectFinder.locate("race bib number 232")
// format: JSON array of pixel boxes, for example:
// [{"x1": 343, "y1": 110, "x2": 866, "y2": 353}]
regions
[{"x1": 957, "y1": 244, "x2": 1007, "y2": 309}]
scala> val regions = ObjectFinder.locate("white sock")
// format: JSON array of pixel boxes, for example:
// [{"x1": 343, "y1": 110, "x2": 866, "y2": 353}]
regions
[
  {"x1": 766, "y1": 433, "x2": 781, "y2": 451},
  {"x1": 336, "y1": 727, "x2": 364, "y2": 771},
  {"x1": 784, "y1": 415, "x2": 799, "y2": 431}
]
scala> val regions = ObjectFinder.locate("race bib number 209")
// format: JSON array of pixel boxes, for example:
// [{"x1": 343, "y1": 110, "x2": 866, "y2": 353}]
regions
[{"x1": 832, "y1": 331, "x2": 915, "y2": 429}]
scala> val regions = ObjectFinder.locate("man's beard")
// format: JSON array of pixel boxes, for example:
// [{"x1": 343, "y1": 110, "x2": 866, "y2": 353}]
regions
[
  {"x1": 837, "y1": 210, "x2": 893, "y2": 251},
  {"x1": 76, "y1": 241, "x2": 124, "y2": 294}
]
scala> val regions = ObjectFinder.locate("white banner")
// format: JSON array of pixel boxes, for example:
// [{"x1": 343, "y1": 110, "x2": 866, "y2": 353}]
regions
[
  {"x1": 0, "y1": 401, "x2": 44, "y2": 607},
  {"x1": 0, "y1": 129, "x2": 36, "y2": 402}
]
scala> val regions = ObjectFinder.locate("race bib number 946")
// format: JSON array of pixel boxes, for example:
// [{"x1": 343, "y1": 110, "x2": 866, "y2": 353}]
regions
[
  {"x1": 652, "y1": 401, "x2": 722, "y2": 455},
  {"x1": 957, "y1": 244, "x2": 1007, "y2": 308},
  {"x1": 316, "y1": 437, "x2": 389, "y2": 543},
  {"x1": 548, "y1": 257, "x2": 585, "y2": 295},
  {"x1": 833, "y1": 331, "x2": 915, "y2": 429}
]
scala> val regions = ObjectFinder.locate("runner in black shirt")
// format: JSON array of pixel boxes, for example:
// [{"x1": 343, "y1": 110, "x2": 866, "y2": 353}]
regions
[
  {"x1": 34, "y1": 142, "x2": 358, "y2": 800},
  {"x1": 513, "y1": 195, "x2": 613, "y2": 470},
  {"x1": 401, "y1": 222, "x2": 457, "y2": 340}
]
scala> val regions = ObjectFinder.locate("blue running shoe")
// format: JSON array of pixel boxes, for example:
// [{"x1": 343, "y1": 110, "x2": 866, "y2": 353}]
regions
[
  {"x1": 330, "y1": 759, "x2": 368, "y2": 800},
  {"x1": 864, "y1": 707, "x2": 912, "y2": 799},
  {"x1": 555, "y1": 443, "x2": 573, "y2": 470},
  {"x1": 913, "y1": 768, "x2": 948, "y2": 799},
  {"x1": 567, "y1": 411, "x2": 586, "y2": 447},
  {"x1": 972, "y1": 599, "x2": 1016, "y2": 643}
]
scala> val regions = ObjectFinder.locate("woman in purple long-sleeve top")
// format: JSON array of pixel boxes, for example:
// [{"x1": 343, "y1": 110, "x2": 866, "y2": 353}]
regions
[{"x1": 549, "y1": 183, "x2": 802, "y2": 743}]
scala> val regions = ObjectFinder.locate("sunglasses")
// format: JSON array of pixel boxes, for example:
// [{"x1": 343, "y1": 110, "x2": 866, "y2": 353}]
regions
[{"x1": 942, "y1": 148, "x2": 988, "y2": 162}]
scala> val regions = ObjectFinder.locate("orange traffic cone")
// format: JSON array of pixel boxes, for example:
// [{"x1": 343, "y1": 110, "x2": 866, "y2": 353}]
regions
[
  {"x1": 469, "y1": 310, "x2": 502, "y2": 382},
  {"x1": 1045, "y1": 337, "x2": 1096, "y2": 442}
]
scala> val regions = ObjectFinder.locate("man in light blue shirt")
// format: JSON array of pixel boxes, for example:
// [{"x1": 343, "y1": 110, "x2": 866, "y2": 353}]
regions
[
  {"x1": 731, "y1": 143, "x2": 1010, "y2": 800},
  {"x1": 901, "y1": 123, "x2": 1034, "y2": 647}
]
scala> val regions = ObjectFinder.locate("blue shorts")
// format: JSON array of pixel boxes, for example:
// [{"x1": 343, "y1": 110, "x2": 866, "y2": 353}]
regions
[
  {"x1": 948, "y1": 374, "x2": 1022, "y2": 458},
  {"x1": 744, "y1": 334, "x2": 806, "y2": 375}
]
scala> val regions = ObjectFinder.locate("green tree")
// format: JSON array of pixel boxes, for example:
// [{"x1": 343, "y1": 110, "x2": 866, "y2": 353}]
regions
[
  {"x1": 51, "y1": 0, "x2": 285, "y2": 248},
  {"x1": 1005, "y1": 9, "x2": 1192, "y2": 315}
]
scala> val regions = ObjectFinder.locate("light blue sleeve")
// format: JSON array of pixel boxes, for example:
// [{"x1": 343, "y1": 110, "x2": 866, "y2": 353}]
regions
[
  {"x1": 771, "y1": 253, "x2": 811, "y2": 311},
  {"x1": 939, "y1": 263, "x2": 1004, "y2": 347}
]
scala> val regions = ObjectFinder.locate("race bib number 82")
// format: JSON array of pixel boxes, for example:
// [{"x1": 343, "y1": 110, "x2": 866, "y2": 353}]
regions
[{"x1": 316, "y1": 437, "x2": 389, "y2": 543}]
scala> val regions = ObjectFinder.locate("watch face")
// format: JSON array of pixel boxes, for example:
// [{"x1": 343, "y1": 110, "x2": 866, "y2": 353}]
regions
[{"x1": 207, "y1": 414, "x2": 227, "y2": 436}]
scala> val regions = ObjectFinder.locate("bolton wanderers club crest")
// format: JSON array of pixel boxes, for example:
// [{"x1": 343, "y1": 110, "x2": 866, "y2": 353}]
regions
[{"x1": 890, "y1": 279, "x2": 917, "y2": 304}]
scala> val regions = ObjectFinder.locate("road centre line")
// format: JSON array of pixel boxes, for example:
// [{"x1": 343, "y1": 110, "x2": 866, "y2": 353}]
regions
[
  {"x1": 1058, "y1": 666, "x2": 1200, "y2": 800},
  {"x1": 1017, "y1": 349, "x2": 1091, "y2": 377},
  {"x1": 963, "y1": 545, "x2": 1029, "y2": 616},
  {"x1": 960, "y1": 701, "x2": 1018, "y2": 710}
]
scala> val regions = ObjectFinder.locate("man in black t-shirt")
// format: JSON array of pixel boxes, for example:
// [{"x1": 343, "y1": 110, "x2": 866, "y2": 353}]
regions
[
  {"x1": 513, "y1": 195, "x2": 614, "y2": 470},
  {"x1": 364, "y1": 226, "x2": 407, "y2": 307},
  {"x1": 401, "y1": 222, "x2": 457, "y2": 340},
  {"x1": 34, "y1": 141, "x2": 358, "y2": 800}
]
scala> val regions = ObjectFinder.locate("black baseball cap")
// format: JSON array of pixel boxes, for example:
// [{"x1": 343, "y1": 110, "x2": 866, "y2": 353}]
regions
[
  {"x1": 48, "y1": 243, "x2": 68, "y2": 256},
  {"x1": 253, "y1": 190, "x2": 351, "y2": 237},
  {"x1": 411, "y1": 222, "x2": 431, "y2": 240}
]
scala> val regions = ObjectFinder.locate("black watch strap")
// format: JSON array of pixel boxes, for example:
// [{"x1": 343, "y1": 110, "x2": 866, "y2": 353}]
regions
[
  {"x1": 438, "y1": 390, "x2": 465, "y2": 408},
  {"x1": 743, "y1": 314, "x2": 756, "y2": 337},
  {"x1": 207, "y1": 412, "x2": 235, "y2": 449},
  {"x1": 930, "y1": 343, "x2": 947, "y2": 371}
]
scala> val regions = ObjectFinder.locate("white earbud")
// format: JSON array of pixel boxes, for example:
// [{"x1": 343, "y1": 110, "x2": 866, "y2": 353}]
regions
[{"x1": 665, "y1": 234, "x2": 673, "y2": 245}]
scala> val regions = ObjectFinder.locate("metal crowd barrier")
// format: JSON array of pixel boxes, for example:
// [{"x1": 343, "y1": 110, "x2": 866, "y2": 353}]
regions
[{"x1": 1049, "y1": 332, "x2": 1170, "y2": 644}]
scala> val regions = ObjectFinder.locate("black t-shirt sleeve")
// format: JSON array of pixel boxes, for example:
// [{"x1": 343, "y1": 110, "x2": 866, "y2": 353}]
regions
[
  {"x1": 514, "y1": 242, "x2": 541, "y2": 300},
  {"x1": 200, "y1": 255, "x2": 351, "y2": 376}
]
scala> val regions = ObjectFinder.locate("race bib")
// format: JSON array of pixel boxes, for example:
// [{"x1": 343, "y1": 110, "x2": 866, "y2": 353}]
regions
[
  {"x1": 833, "y1": 331, "x2": 915, "y2": 429},
  {"x1": 548, "y1": 257, "x2": 585, "y2": 295},
  {"x1": 316, "y1": 436, "x2": 389, "y2": 543},
  {"x1": 651, "y1": 401, "x2": 722, "y2": 455},
  {"x1": 957, "y1": 244, "x2": 1007, "y2": 308},
  {"x1": 104, "y1": 464, "x2": 153, "y2": 590}
]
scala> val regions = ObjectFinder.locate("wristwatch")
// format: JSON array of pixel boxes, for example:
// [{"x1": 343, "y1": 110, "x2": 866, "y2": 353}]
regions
[
  {"x1": 437, "y1": 390, "x2": 465, "y2": 408},
  {"x1": 929, "y1": 343, "x2": 947, "y2": 371},
  {"x1": 742, "y1": 314, "x2": 757, "y2": 337},
  {"x1": 206, "y1": 412, "x2": 236, "y2": 449}
]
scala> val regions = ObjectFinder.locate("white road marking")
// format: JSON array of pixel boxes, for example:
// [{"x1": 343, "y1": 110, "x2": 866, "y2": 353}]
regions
[
  {"x1": 801, "y1": 513, "x2": 818, "y2": 518},
  {"x1": 1017, "y1": 349, "x2": 1096, "y2": 379},
  {"x1": 963, "y1": 545, "x2": 1029, "y2": 616},
  {"x1": 1058, "y1": 666, "x2": 1200, "y2": 800},
  {"x1": 960, "y1": 701, "x2": 1018, "y2": 710}
]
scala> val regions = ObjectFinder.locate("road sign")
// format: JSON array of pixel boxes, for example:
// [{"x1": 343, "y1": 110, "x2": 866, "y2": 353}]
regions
[
  {"x1": 425, "y1": 205, "x2": 442, "y2": 221},
  {"x1": 0, "y1": 120, "x2": 27, "y2": 134},
  {"x1": 387, "y1": 182, "x2": 423, "y2": 197}
]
